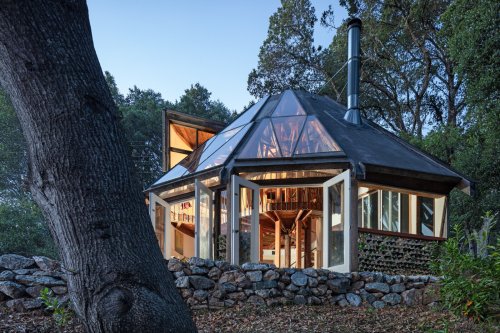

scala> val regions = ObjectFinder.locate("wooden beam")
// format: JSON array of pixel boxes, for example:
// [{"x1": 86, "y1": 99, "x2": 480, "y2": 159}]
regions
[
  {"x1": 165, "y1": 109, "x2": 226, "y2": 132},
  {"x1": 296, "y1": 216, "x2": 302, "y2": 269},
  {"x1": 301, "y1": 210, "x2": 313, "y2": 227},
  {"x1": 284, "y1": 234, "x2": 291, "y2": 267},
  {"x1": 264, "y1": 211, "x2": 278, "y2": 222},
  {"x1": 304, "y1": 217, "x2": 311, "y2": 268},
  {"x1": 274, "y1": 219, "x2": 281, "y2": 267},
  {"x1": 315, "y1": 217, "x2": 322, "y2": 269},
  {"x1": 259, "y1": 224, "x2": 264, "y2": 262}
]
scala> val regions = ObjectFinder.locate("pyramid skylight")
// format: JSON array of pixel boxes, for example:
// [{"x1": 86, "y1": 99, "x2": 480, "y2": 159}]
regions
[
  {"x1": 237, "y1": 90, "x2": 341, "y2": 159},
  {"x1": 152, "y1": 90, "x2": 343, "y2": 187}
]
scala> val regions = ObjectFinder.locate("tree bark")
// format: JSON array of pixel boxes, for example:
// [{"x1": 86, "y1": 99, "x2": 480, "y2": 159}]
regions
[{"x1": 0, "y1": 1, "x2": 196, "y2": 332}]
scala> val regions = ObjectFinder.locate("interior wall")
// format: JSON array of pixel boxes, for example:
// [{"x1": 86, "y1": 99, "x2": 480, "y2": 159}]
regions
[
  {"x1": 409, "y1": 194, "x2": 418, "y2": 234},
  {"x1": 170, "y1": 225, "x2": 195, "y2": 259},
  {"x1": 434, "y1": 196, "x2": 446, "y2": 237}
]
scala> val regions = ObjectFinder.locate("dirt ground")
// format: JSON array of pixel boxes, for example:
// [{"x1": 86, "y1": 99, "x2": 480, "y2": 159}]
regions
[{"x1": 0, "y1": 302, "x2": 496, "y2": 333}]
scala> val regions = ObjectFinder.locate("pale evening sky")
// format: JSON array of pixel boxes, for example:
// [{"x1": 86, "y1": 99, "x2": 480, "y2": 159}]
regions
[{"x1": 87, "y1": 1, "x2": 348, "y2": 112}]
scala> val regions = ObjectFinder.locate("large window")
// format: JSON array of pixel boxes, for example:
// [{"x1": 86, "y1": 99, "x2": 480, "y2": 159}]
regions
[
  {"x1": 358, "y1": 185, "x2": 446, "y2": 238},
  {"x1": 381, "y1": 190, "x2": 400, "y2": 232},
  {"x1": 418, "y1": 197, "x2": 434, "y2": 236},
  {"x1": 168, "y1": 123, "x2": 215, "y2": 169},
  {"x1": 358, "y1": 191, "x2": 378, "y2": 229}
]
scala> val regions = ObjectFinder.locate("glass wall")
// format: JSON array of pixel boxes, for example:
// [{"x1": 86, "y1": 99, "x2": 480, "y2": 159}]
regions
[
  {"x1": 358, "y1": 185, "x2": 447, "y2": 238},
  {"x1": 198, "y1": 190, "x2": 212, "y2": 259},
  {"x1": 327, "y1": 182, "x2": 344, "y2": 267},
  {"x1": 239, "y1": 186, "x2": 256, "y2": 264},
  {"x1": 218, "y1": 190, "x2": 228, "y2": 260}
]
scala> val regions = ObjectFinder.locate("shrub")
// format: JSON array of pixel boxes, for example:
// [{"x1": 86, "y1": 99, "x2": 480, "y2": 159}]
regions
[
  {"x1": 432, "y1": 215, "x2": 499, "y2": 321},
  {"x1": 39, "y1": 287, "x2": 72, "y2": 327}
]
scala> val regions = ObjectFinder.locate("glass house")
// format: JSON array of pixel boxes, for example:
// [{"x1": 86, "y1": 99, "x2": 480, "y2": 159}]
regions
[{"x1": 146, "y1": 89, "x2": 472, "y2": 273}]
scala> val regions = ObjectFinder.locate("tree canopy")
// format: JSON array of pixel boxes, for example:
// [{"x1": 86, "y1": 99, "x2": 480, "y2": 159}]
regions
[{"x1": 247, "y1": 0, "x2": 326, "y2": 97}]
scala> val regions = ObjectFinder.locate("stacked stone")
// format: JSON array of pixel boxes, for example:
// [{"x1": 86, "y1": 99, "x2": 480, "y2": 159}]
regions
[
  {"x1": 0, "y1": 254, "x2": 68, "y2": 311},
  {"x1": 0, "y1": 253, "x2": 441, "y2": 312},
  {"x1": 167, "y1": 257, "x2": 441, "y2": 309},
  {"x1": 358, "y1": 232, "x2": 439, "y2": 275}
]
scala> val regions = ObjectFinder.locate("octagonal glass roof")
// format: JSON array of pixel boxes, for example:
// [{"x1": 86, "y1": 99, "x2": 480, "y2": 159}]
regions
[{"x1": 150, "y1": 89, "x2": 467, "y2": 191}]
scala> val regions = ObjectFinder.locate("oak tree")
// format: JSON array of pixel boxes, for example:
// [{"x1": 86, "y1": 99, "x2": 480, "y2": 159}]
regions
[{"x1": 0, "y1": 1, "x2": 196, "y2": 332}]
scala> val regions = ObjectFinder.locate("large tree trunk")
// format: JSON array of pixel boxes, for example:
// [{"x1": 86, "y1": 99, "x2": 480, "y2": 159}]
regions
[{"x1": 0, "y1": 1, "x2": 196, "y2": 332}]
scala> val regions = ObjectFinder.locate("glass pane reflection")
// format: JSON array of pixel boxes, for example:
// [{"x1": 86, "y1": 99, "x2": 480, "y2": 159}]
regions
[
  {"x1": 196, "y1": 124, "x2": 251, "y2": 171},
  {"x1": 295, "y1": 116, "x2": 341, "y2": 155},
  {"x1": 239, "y1": 186, "x2": 254, "y2": 265},
  {"x1": 223, "y1": 96, "x2": 268, "y2": 133},
  {"x1": 199, "y1": 191, "x2": 211, "y2": 259},
  {"x1": 239, "y1": 119, "x2": 281, "y2": 158},
  {"x1": 272, "y1": 90, "x2": 306, "y2": 117},
  {"x1": 272, "y1": 116, "x2": 306, "y2": 157},
  {"x1": 153, "y1": 164, "x2": 188, "y2": 185},
  {"x1": 328, "y1": 181, "x2": 344, "y2": 267}
]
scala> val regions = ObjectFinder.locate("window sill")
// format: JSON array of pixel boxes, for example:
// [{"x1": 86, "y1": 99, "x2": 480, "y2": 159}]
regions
[{"x1": 358, "y1": 227, "x2": 446, "y2": 241}]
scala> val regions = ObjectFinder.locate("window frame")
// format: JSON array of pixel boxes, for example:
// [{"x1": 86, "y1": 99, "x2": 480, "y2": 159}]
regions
[{"x1": 357, "y1": 182, "x2": 446, "y2": 240}]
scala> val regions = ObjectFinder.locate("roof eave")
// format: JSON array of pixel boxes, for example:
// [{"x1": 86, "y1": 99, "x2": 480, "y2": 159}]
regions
[{"x1": 145, "y1": 166, "x2": 223, "y2": 195}]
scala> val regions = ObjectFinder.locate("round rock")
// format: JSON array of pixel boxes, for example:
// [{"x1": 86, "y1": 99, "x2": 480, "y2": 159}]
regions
[
  {"x1": 0, "y1": 254, "x2": 35, "y2": 270},
  {"x1": 291, "y1": 272, "x2": 308, "y2": 287}
]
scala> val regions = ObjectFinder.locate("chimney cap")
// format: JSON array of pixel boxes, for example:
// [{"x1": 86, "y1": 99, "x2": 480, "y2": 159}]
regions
[{"x1": 347, "y1": 17, "x2": 362, "y2": 29}]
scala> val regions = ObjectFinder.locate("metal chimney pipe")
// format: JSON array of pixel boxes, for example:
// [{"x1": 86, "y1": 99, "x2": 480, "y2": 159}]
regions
[{"x1": 344, "y1": 18, "x2": 362, "y2": 125}]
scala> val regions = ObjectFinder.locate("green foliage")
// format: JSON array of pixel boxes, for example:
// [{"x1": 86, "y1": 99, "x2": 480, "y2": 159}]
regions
[
  {"x1": 442, "y1": 0, "x2": 499, "y2": 116},
  {"x1": 432, "y1": 221, "x2": 500, "y2": 321},
  {"x1": 412, "y1": 119, "x2": 500, "y2": 231},
  {"x1": 104, "y1": 75, "x2": 236, "y2": 189},
  {"x1": 0, "y1": 87, "x2": 56, "y2": 258},
  {"x1": 120, "y1": 86, "x2": 168, "y2": 188},
  {"x1": 439, "y1": 0, "x2": 500, "y2": 231},
  {"x1": 0, "y1": 199, "x2": 57, "y2": 258},
  {"x1": 0, "y1": 88, "x2": 26, "y2": 198},
  {"x1": 247, "y1": 0, "x2": 326, "y2": 97},
  {"x1": 39, "y1": 287, "x2": 72, "y2": 327},
  {"x1": 104, "y1": 70, "x2": 125, "y2": 106},
  {"x1": 173, "y1": 83, "x2": 236, "y2": 122}
]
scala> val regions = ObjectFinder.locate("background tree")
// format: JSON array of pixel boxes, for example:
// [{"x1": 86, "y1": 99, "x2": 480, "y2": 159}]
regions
[
  {"x1": 173, "y1": 83, "x2": 237, "y2": 122},
  {"x1": 247, "y1": 0, "x2": 328, "y2": 97},
  {"x1": 103, "y1": 77, "x2": 237, "y2": 189},
  {"x1": 0, "y1": 1, "x2": 196, "y2": 331},
  {"x1": 0, "y1": 88, "x2": 27, "y2": 199},
  {"x1": 434, "y1": 0, "x2": 500, "y2": 231},
  {"x1": 0, "y1": 88, "x2": 56, "y2": 258},
  {"x1": 120, "y1": 86, "x2": 169, "y2": 188}
]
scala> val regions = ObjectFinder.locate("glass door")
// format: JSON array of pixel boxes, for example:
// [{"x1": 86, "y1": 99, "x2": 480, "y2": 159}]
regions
[
  {"x1": 322, "y1": 170, "x2": 351, "y2": 272},
  {"x1": 231, "y1": 175, "x2": 259, "y2": 265},
  {"x1": 195, "y1": 179, "x2": 214, "y2": 259},
  {"x1": 149, "y1": 192, "x2": 171, "y2": 258}
]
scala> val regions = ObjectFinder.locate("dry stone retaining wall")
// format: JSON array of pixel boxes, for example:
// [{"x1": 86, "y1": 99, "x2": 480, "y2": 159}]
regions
[
  {"x1": 0, "y1": 253, "x2": 441, "y2": 312},
  {"x1": 168, "y1": 257, "x2": 441, "y2": 309},
  {"x1": 0, "y1": 254, "x2": 68, "y2": 312}
]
